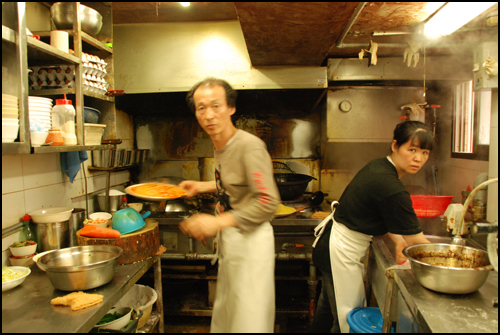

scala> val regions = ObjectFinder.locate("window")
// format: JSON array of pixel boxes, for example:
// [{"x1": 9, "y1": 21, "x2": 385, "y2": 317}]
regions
[{"x1": 451, "y1": 80, "x2": 490, "y2": 160}]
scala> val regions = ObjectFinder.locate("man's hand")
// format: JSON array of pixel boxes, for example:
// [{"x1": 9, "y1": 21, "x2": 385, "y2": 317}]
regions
[
  {"x1": 178, "y1": 180, "x2": 217, "y2": 199},
  {"x1": 179, "y1": 212, "x2": 237, "y2": 241}
]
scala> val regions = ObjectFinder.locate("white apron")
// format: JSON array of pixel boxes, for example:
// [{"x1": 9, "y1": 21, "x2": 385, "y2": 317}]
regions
[
  {"x1": 313, "y1": 202, "x2": 372, "y2": 333},
  {"x1": 210, "y1": 222, "x2": 276, "y2": 333}
]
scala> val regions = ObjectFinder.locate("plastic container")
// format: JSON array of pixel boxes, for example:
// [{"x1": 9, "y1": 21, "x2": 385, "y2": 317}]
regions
[
  {"x1": 113, "y1": 284, "x2": 158, "y2": 329},
  {"x1": 84, "y1": 123, "x2": 106, "y2": 145},
  {"x1": 410, "y1": 195, "x2": 454, "y2": 217},
  {"x1": 347, "y1": 307, "x2": 394, "y2": 333},
  {"x1": 45, "y1": 128, "x2": 64, "y2": 146},
  {"x1": 52, "y1": 98, "x2": 77, "y2": 145}
]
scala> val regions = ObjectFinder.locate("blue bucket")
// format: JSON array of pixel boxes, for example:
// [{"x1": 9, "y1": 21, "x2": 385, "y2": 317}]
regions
[{"x1": 347, "y1": 307, "x2": 393, "y2": 333}]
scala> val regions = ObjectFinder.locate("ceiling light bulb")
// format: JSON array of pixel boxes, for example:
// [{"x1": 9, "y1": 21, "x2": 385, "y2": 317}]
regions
[
  {"x1": 424, "y1": 2, "x2": 496, "y2": 38},
  {"x1": 180, "y1": 2, "x2": 190, "y2": 7}
]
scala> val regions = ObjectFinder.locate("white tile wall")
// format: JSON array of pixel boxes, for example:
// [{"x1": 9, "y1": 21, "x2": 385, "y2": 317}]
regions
[{"x1": 2, "y1": 150, "x2": 131, "y2": 267}]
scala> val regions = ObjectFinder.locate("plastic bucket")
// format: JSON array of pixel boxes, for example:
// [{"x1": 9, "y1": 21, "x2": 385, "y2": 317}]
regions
[{"x1": 347, "y1": 307, "x2": 394, "y2": 333}]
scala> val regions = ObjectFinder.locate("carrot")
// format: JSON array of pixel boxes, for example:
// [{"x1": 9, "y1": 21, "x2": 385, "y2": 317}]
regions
[{"x1": 80, "y1": 225, "x2": 121, "y2": 238}]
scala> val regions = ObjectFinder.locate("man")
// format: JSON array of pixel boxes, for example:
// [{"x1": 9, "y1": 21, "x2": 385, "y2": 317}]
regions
[{"x1": 179, "y1": 77, "x2": 280, "y2": 332}]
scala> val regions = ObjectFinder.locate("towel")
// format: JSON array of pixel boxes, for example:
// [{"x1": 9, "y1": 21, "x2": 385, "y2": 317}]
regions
[{"x1": 61, "y1": 151, "x2": 88, "y2": 183}]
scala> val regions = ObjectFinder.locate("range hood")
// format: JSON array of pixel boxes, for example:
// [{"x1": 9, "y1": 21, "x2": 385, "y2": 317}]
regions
[{"x1": 114, "y1": 21, "x2": 327, "y2": 93}]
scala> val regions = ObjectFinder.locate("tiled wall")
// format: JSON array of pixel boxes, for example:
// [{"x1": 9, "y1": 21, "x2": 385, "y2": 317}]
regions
[
  {"x1": 1, "y1": 152, "x2": 131, "y2": 266},
  {"x1": 2, "y1": 109, "x2": 135, "y2": 267}
]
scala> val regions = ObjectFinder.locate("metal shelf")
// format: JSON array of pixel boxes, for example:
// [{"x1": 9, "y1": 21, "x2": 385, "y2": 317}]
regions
[
  {"x1": 33, "y1": 144, "x2": 115, "y2": 154},
  {"x1": 26, "y1": 36, "x2": 81, "y2": 66}
]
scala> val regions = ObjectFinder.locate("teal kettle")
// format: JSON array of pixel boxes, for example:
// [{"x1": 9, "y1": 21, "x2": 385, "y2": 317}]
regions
[{"x1": 112, "y1": 208, "x2": 151, "y2": 235}]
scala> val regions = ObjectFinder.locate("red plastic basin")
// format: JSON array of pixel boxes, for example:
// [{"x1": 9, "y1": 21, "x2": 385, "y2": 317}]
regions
[{"x1": 410, "y1": 195, "x2": 454, "y2": 218}]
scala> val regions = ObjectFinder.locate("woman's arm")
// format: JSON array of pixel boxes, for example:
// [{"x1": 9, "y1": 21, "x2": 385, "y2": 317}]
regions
[{"x1": 385, "y1": 232, "x2": 430, "y2": 264}]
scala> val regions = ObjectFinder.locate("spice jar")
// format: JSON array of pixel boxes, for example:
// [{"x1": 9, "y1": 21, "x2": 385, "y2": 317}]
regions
[{"x1": 45, "y1": 128, "x2": 64, "y2": 146}]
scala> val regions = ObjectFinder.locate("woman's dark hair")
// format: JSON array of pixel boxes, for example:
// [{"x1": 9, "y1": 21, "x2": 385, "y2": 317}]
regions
[
  {"x1": 393, "y1": 121, "x2": 434, "y2": 151},
  {"x1": 186, "y1": 77, "x2": 237, "y2": 113}
]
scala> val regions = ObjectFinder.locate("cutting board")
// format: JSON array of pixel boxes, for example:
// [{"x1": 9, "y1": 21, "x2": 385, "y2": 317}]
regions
[{"x1": 76, "y1": 218, "x2": 160, "y2": 265}]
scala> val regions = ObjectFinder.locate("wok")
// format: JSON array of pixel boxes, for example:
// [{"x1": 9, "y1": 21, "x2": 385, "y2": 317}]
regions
[{"x1": 274, "y1": 173, "x2": 316, "y2": 201}]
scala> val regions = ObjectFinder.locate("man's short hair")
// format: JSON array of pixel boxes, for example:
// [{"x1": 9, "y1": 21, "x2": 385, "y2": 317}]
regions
[{"x1": 186, "y1": 77, "x2": 237, "y2": 113}]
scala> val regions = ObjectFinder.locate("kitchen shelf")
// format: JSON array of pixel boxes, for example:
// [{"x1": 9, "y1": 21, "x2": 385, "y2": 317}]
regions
[
  {"x1": 33, "y1": 143, "x2": 115, "y2": 154},
  {"x1": 27, "y1": 36, "x2": 81, "y2": 65},
  {"x1": 33, "y1": 29, "x2": 113, "y2": 54},
  {"x1": 2, "y1": 2, "x2": 118, "y2": 156},
  {"x1": 88, "y1": 165, "x2": 139, "y2": 172},
  {"x1": 30, "y1": 87, "x2": 115, "y2": 102}
]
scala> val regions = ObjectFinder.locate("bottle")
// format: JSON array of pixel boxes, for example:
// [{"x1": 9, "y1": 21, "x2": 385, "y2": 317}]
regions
[
  {"x1": 52, "y1": 98, "x2": 77, "y2": 145},
  {"x1": 120, "y1": 196, "x2": 128, "y2": 210},
  {"x1": 22, "y1": 215, "x2": 34, "y2": 241}
]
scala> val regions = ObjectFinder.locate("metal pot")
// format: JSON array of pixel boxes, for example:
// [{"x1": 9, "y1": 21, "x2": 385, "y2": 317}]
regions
[
  {"x1": 97, "y1": 191, "x2": 125, "y2": 212},
  {"x1": 33, "y1": 220, "x2": 70, "y2": 252},
  {"x1": 38, "y1": 245, "x2": 123, "y2": 291},
  {"x1": 274, "y1": 173, "x2": 317, "y2": 201},
  {"x1": 403, "y1": 243, "x2": 492, "y2": 294}
]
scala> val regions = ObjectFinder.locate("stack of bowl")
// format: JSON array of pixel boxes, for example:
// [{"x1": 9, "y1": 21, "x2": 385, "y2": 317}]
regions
[
  {"x1": 29, "y1": 96, "x2": 53, "y2": 146},
  {"x1": 2, "y1": 94, "x2": 20, "y2": 143}
]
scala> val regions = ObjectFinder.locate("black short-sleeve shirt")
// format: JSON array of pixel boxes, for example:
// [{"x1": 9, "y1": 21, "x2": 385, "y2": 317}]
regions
[{"x1": 333, "y1": 157, "x2": 422, "y2": 237}]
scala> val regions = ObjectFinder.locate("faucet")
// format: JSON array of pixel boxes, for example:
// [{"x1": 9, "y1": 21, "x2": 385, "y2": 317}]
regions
[
  {"x1": 449, "y1": 178, "x2": 498, "y2": 272},
  {"x1": 451, "y1": 178, "x2": 498, "y2": 244}
]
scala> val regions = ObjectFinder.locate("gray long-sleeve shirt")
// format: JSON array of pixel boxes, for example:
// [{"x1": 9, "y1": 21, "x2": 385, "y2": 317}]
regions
[{"x1": 214, "y1": 129, "x2": 280, "y2": 232}]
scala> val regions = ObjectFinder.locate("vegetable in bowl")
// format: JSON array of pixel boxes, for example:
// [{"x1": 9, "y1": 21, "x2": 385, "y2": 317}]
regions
[{"x1": 10, "y1": 240, "x2": 36, "y2": 248}]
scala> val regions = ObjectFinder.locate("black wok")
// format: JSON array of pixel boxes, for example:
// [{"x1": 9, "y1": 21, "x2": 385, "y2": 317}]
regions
[{"x1": 274, "y1": 173, "x2": 317, "y2": 201}]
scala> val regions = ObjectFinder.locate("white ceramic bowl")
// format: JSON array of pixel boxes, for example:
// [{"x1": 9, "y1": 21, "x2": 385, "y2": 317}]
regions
[
  {"x1": 28, "y1": 96, "x2": 53, "y2": 103},
  {"x1": 33, "y1": 251, "x2": 53, "y2": 272},
  {"x1": 2, "y1": 124, "x2": 19, "y2": 142},
  {"x1": 2, "y1": 119, "x2": 19, "y2": 124},
  {"x1": 2, "y1": 266, "x2": 31, "y2": 291},
  {"x1": 9, "y1": 242, "x2": 37, "y2": 257},
  {"x1": 2, "y1": 102, "x2": 18, "y2": 108},
  {"x1": 2, "y1": 94, "x2": 18, "y2": 102},
  {"x1": 95, "y1": 307, "x2": 133, "y2": 330},
  {"x1": 29, "y1": 107, "x2": 52, "y2": 113},
  {"x1": 2, "y1": 107, "x2": 19, "y2": 114},
  {"x1": 28, "y1": 207, "x2": 73, "y2": 223},
  {"x1": 2, "y1": 113, "x2": 19, "y2": 119},
  {"x1": 29, "y1": 111, "x2": 51, "y2": 116},
  {"x1": 31, "y1": 132, "x2": 49, "y2": 147},
  {"x1": 9, "y1": 253, "x2": 36, "y2": 268},
  {"x1": 87, "y1": 212, "x2": 112, "y2": 227}
]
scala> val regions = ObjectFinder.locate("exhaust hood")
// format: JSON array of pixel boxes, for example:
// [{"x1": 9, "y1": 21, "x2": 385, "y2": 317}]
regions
[{"x1": 114, "y1": 21, "x2": 327, "y2": 93}]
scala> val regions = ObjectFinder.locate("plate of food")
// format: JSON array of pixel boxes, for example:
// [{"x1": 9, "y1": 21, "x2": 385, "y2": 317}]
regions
[
  {"x1": 274, "y1": 204, "x2": 299, "y2": 218},
  {"x1": 125, "y1": 183, "x2": 187, "y2": 201}
]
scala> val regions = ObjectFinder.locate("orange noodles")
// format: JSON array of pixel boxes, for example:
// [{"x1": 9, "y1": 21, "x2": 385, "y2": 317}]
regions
[{"x1": 130, "y1": 183, "x2": 186, "y2": 199}]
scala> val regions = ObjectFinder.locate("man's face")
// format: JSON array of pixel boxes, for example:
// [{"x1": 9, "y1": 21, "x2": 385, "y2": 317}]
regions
[{"x1": 193, "y1": 84, "x2": 235, "y2": 137}]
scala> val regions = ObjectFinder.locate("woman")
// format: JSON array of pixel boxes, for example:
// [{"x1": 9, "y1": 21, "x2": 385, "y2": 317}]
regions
[{"x1": 311, "y1": 121, "x2": 433, "y2": 333}]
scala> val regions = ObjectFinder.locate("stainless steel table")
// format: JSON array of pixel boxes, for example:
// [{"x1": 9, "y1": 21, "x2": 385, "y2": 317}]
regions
[{"x1": 2, "y1": 257, "x2": 157, "y2": 333}]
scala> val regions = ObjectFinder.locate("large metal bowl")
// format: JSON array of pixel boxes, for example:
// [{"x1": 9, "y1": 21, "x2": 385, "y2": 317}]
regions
[
  {"x1": 38, "y1": 245, "x2": 123, "y2": 291},
  {"x1": 403, "y1": 243, "x2": 492, "y2": 294},
  {"x1": 50, "y1": 3, "x2": 103, "y2": 36}
]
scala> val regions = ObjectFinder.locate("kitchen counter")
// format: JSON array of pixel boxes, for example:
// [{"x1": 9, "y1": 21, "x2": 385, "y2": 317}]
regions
[
  {"x1": 370, "y1": 237, "x2": 498, "y2": 333},
  {"x1": 2, "y1": 256, "x2": 157, "y2": 333}
]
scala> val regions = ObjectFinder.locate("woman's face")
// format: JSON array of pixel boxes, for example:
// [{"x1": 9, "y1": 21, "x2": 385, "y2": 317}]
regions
[{"x1": 391, "y1": 139, "x2": 430, "y2": 178}]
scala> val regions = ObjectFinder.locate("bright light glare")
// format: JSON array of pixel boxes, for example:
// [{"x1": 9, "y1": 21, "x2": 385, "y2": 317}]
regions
[
  {"x1": 425, "y1": 2, "x2": 496, "y2": 38},
  {"x1": 180, "y1": 2, "x2": 190, "y2": 7}
]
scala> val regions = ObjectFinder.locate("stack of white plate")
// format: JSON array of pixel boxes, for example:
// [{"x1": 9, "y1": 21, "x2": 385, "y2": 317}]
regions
[
  {"x1": 28, "y1": 96, "x2": 53, "y2": 132},
  {"x1": 2, "y1": 94, "x2": 20, "y2": 143}
]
